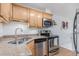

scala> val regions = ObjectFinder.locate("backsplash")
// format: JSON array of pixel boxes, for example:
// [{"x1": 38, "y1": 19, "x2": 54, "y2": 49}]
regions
[
  {"x1": 2, "y1": 21, "x2": 38, "y2": 35},
  {"x1": 0, "y1": 21, "x2": 52, "y2": 36}
]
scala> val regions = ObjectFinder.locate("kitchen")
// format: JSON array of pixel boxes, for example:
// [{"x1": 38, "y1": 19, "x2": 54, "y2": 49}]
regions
[{"x1": 0, "y1": 3, "x2": 78, "y2": 56}]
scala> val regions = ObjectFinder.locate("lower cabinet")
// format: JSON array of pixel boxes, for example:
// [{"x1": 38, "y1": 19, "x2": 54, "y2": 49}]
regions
[
  {"x1": 26, "y1": 40, "x2": 35, "y2": 56},
  {"x1": 26, "y1": 38, "x2": 48, "y2": 56}
]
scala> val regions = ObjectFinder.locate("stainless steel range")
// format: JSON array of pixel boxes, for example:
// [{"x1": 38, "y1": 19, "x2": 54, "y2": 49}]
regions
[{"x1": 39, "y1": 29, "x2": 59, "y2": 55}]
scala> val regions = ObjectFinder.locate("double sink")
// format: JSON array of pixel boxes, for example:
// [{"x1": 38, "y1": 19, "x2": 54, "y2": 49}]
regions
[{"x1": 8, "y1": 37, "x2": 31, "y2": 44}]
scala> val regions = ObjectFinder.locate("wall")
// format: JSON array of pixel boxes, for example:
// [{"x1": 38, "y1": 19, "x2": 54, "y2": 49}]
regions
[{"x1": 50, "y1": 15, "x2": 74, "y2": 51}]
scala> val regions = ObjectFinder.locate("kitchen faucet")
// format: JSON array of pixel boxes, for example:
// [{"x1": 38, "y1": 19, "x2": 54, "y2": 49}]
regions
[
  {"x1": 15, "y1": 28, "x2": 23, "y2": 55},
  {"x1": 15, "y1": 28, "x2": 23, "y2": 45},
  {"x1": 15, "y1": 28, "x2": 23, "y2": 35}
]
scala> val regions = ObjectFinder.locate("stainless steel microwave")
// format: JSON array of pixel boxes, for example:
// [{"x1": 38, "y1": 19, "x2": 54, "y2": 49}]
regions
[{"x1": 43, "y1": 18, "x2": 52, "y2": 27}]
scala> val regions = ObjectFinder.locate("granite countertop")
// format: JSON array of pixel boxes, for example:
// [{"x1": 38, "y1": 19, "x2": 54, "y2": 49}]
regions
[
  {"x1": 0, "y1": 34, "x2": 48, "y2": 56},
  {"x1": 2, "y1": 34, "x2": 38, "y2": 38},
  {"x1": 0, "y1": 43, "x2": 32, "y2": 56},
  {"x1": 0, "y1": 34, "x2": 48, "y2": 42}
]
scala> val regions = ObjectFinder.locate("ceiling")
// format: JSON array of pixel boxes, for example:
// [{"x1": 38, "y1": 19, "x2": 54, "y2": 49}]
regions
[{"x1": 20, "y1": 3, "x2": 79, "y2": 20}]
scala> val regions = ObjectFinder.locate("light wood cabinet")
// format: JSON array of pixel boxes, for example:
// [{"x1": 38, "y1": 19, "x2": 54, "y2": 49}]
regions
[
  {"x1": 0, "y1": 3, "x2": 12, "y2": 23},
  {"x1": 29, "y1": 9, "x2": 37, "y2": 28},
  {"x1": 0, "y1": 3, "x2": 52, "y2": 28},
  {"x1": 0, "y1": 4, "x2": 2, "y2": 23},
  {"x1": 0, "y1": 4, "x2": 4, "y2": 23},
  {"x1": 29, "y1": 9, "x2": 52, "y2": 28},
  {"x1": 43, "y1": 13, "x2": 52, "y2": 20},
  {"x1": 0, "y1": 3, "x2": 12, "y2": 22},
  {"x1": 0, "y1": 17, "x2": 4, "y2": 23},
  {"x1": 26, "y1": 40, "x2": 35, "y2": 56},
  {"x1": 37, "y1": 11, "x2": 43, "y2": 28},
  {"x1": 29, "y1": 9, "x2": 43, "y2": 28},
  {"x1": 12, "y1": 4, "x2": 29, "y2": 22}
]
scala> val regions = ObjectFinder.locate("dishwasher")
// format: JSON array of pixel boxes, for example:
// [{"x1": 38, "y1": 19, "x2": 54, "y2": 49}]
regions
[{"x1": 35, "y1": 38, "x2": 48, "y2": 56}]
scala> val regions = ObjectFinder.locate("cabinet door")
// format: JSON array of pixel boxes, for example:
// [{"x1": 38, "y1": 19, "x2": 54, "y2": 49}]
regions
[
  {"x1": 12, "y1": 4, "x2": 29, "y2": 22},
  {"x1": 0, "y1": 17, "x2": 4, "y2": 23},
  {"x1": 0, "y1": 3, "x2": 12, "y2": 22},
  {"x1": 26, "y1": 40, "x2": 35, "y2": 56},
  {"x1": 29, "y1": 9, "x2": 43, "y2": 28},
  {"x1": 0, "y1": 4, "x2": 2, "y2": 23},
  {"x1": 43, "y1": 13, "x2": 52, "y2": 19},
  {"x1": 37, "y1": 11, "x2": 43, "y2": 28},
  {"x1": 29, "y1": 9, "x2": 37, "y2": 27}
]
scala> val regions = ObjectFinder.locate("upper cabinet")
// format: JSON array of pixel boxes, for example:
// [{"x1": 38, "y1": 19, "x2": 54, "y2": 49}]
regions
[
  {"x1": 36, "y1": 11, "x2": 43, "y2": 28},
  {"x1": 29, "y1": 9, "x2": 52, "y2": 28},
  {"x1": 29, "y1": 9, "x2": 37, "y2": 27},
  {"x1": 0, "y1": 3, "x2": 12, "y2": 22},
  {"x1": 0, "y1": 17, "x2": 5, "y2": 23},
  {"x1": 0, "y1": 4, "x2": 2, "y2": 23},
  {"x1": 0, "y1": 3, "x2": 52, "y2": 28},
  {"x1": 43, "y1": 13, "x2": 52, "y2": 20},
  {"x1": 12, "y1": 4, "x2": 29, "y2": 22},
  {"x1": 29, "y1": 9, "x2": 43, "y2": 28}
]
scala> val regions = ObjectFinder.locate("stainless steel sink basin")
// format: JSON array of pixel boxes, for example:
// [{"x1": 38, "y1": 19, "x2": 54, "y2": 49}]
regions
[{"x1": 8, "y1": 37, "x2": 31, "y2": 44}]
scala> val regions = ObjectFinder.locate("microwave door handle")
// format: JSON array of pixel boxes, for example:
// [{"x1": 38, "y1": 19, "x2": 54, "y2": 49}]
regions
[{"x1": 42, "y1": 18, "x2": 44, "y2": 27}]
